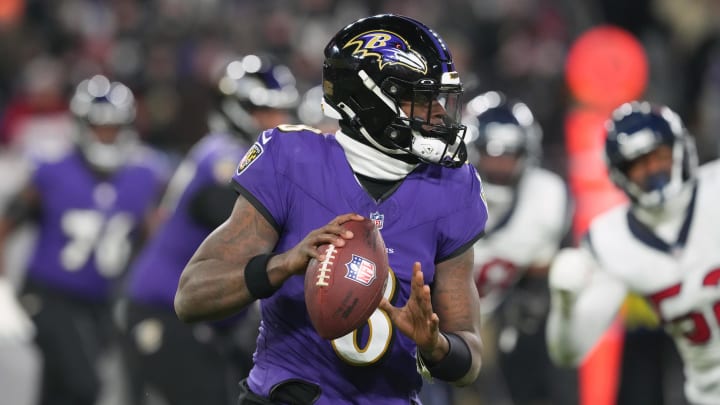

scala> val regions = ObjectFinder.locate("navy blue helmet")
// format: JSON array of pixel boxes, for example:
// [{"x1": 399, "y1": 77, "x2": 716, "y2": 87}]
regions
[
  {"x1": 604, "y1": 101, "x2": 697, "y2": 207},
  {"x1": 463, "y1": 91, "x2": 541, "y2": 187},
  {"x1": 322, "y1": 14, "x2": 467, "y2": 167}
]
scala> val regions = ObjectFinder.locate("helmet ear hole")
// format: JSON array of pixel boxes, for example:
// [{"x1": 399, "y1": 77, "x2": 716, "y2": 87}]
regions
[{"x1": 384, "y1": 125, "x2": 412, "y2": 148}]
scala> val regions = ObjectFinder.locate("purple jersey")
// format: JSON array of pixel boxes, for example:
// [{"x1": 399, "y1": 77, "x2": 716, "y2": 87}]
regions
[
  {"x1": 127, "y1": 132, "x2": 246, "y2": 308},
  {"x1": 232, "y1": 127, "x2": 488, "y2": 404},
  {"x1": 26, "y1": 148, "x2": 167, "y2": 301}
]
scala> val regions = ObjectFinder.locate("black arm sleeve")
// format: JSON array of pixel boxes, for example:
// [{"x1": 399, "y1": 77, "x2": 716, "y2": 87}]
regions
[
  {"x1": 187, "y1": 183, "x2": 238, "y2": 229},
  {"x1": 4, "y1": 187, "x2": 41, "y2": 225}
]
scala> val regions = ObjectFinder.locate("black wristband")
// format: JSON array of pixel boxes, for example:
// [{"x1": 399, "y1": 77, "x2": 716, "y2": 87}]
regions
[
  {"x1": 244, "y1": 253, "x2": 278, "y2": 299},
  {"x1": 422, "y1": 332, "x2": 473, "y2": 382}
]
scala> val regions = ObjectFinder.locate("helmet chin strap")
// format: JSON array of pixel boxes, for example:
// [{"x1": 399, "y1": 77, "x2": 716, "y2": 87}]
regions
[{"x1": 326, "y1": 100, "x2": 407, "y2": 156}]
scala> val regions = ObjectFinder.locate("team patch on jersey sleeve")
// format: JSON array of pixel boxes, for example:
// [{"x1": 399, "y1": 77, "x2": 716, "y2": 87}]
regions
[{"x1": 236, "y1": 143, "x2": 263, "y2": 175}]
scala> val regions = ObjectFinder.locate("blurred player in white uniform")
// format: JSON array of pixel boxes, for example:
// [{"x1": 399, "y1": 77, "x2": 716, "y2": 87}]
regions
[
  {"x1": 547, "y1": 101, "x2": 720, "y2": 405},
  {"x1": 467, "y1": 91, "x2": 576, "y2": 405},
  {"x1": 421, "y1": 91, "x2": 576, "y2": 405}
]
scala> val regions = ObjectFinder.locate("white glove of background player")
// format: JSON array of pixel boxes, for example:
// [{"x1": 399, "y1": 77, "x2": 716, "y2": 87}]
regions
[
  {"x1": 0, "y1": 277, "x2": 34, "y2": 343},
  {"x1": 549, "y1": 248, "x2": 596, "y2": 294},
  {"x1": 548, "y1": 247, "x2": 597, "y2": 320}
]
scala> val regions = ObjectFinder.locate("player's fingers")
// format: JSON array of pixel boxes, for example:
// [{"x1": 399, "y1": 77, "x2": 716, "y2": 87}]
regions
[
  {"x1": 330, "y1": 213, "x2": 365, "y2": 227},
  {"x1": 410, "y1": 264, "x2": 432, "y2": 311},
  {"x1": 429, "y1": 313, "x2": 440, "y2": 331},
  {"x1": 412, "y1": 262, "x2": 424, "y2": 290},
  {"x1": 306, "y1": 226, "x2": 351, "y2": 248},
  {"x1": 420, "y1": 285, "x2": 433, "y2": 315}
]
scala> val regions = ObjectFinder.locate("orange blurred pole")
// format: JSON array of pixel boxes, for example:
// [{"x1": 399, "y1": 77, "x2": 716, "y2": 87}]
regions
[
  {"x1": 566, "y1": 106, "x2": 626, "y2": 405},
  {"x1": 580, "y1": 322, "x2": 625, "y2": 405},
  {"x1": 0, "y1": 0, "x2": 24, "y2": 26},
  {"x1": 564, "y1": 25, "x2": 648, "y2": 405}
]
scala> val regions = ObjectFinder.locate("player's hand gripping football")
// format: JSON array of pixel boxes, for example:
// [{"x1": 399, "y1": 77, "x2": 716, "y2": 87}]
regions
[
  {"x1": 380, "y1": 262, "x2": 447, "y2": 361},
  {"x1": 278, "y1": 213, "x2": 365, "y2": 276}
]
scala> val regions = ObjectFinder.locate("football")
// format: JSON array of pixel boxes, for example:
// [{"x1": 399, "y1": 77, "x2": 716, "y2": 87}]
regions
[{"x1": 304, "y1": 218, "x2": 389, "y2": 340}]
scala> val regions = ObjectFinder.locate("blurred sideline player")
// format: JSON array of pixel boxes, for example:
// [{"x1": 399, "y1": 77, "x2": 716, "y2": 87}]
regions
[
  {"x1": 122, "y1": 55, "x2": 299, "y2": 405},
  {"x1": 546, "y1": 101, "x2": 718, "y2": 404},
  {"x1": 453, "y1": 91, "x2": 576, "y2": 405},
  {"x1": 0, "y1": 74, "x2": 168, "y2": 405},
  {"x1": 0, "y1": 133, "x2": 41, "y2": 405},
  {"x1": 0, "y1": 244, "x2": 39, "y2": 405}
]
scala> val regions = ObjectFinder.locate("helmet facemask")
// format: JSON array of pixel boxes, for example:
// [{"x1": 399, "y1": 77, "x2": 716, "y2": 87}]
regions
[
  {"x1": 326, "y1": 69, "x2": 468, "y2": 168},
  {"x1": 382, "y1": 76, "x2": 467, "y2": 167},
  {"x1": 78, "y1": 125, "x2": 139, "y2": 173},
  {"x1": 608, "y1": 135, "x2": 697, "y2": 208}
]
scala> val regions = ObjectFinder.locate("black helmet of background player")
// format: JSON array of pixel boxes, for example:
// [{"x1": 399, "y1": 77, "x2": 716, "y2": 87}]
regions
[
  {"x1": 463, "y1": 91, "x2": 541, "y2": 190},
  {"x1": 322, "y1": 14, "x2": 467, "y2": 168},
  {"x1": 208, "y1": 54, "x2": 299, "y2": 144},
  {"x1": 605, "y1": 101, "x2": 698, "y2": 208},
  {"x1": 69, "y1": 75, "x2": 138, "y2": 173}
]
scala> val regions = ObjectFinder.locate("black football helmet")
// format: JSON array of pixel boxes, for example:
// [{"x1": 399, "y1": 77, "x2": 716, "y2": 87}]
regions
[
  {"x1": 605, "y1": 101, "x2": 698, "y2": 207},
  {"x1": 463, "y1": 91, "x2": 541, "y2": 187},
  {"x1": 210, "y1": 54, "x2": 299, "y2": 143},
  {"x1": 322, "y1": 14, "x2": 467, "y2": 167},
  {"x1": 69, "y1": 74, "x2": 138, "y2": 172}
]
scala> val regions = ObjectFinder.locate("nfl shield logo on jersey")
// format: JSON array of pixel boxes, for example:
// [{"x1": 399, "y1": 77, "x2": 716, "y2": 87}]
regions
[
  {"x1": 345, "y1": 255, "x2": 377, "y2": 286},
  {"x1": 369, "y1": 211, "x2": 384, "y2": 230}
]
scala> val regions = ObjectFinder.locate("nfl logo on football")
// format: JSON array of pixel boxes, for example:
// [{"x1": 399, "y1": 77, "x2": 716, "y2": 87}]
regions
[
  {"x1": 369, "y1": 211, "x2": 384, "y2": 230},
  {"x1": 345, "y1": 255, "x2": 377, "y2": 286}
]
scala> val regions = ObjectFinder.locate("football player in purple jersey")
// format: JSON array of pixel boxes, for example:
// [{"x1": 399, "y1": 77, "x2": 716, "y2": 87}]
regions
[
  {"x1": 123, "y1": 55, "x2": 299, "y2": 405},
  {"x1": 175, "y1": 14, "x2": 488, "y2": 405},
  {"x1": 0, "y1": 74, "x2": 168, "y2": 405}
]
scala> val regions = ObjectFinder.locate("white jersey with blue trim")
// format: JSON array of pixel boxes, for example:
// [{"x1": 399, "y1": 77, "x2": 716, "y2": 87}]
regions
[
  {"x1": 586, "y1": 159, "x2": 720, "y2": 405},
  {"x1": 473, "y1": 166, "x2": 570, "y2": 315}
]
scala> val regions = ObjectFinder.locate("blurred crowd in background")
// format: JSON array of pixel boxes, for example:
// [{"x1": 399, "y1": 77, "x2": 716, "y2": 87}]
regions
[
  {"x1": 2, "y1": 1, "x2": 720, "y2": 405},
  {"x1": 1, "y1": 0, "x2": 719, "y2": 165}
]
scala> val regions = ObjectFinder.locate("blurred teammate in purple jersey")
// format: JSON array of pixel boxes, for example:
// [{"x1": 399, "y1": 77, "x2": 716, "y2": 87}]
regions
[
  {"x1": 123, "y1": 55, "x2": 299, "y2": 405},
  {"x1": 0, "y1": 74, "x2": 168, "y2": 405},
  {"x1": 175, "y1": 14, "x2": 488, "y2": 405}
]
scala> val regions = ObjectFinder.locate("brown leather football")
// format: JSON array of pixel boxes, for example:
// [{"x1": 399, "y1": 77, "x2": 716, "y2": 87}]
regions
[{"x1": 304, "y1": 218, "x2": 389, "y2": 340}]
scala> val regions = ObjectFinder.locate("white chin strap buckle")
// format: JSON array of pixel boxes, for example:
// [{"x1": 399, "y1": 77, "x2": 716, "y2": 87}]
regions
[{"x1": 411, "y1": 134, "x2": 446, "y2": 163}]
